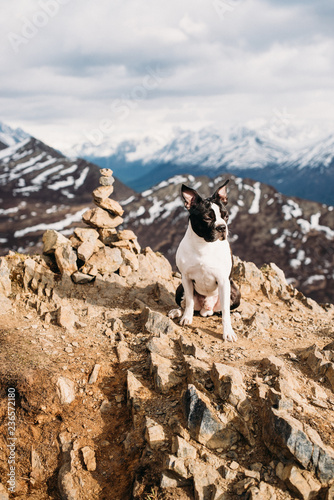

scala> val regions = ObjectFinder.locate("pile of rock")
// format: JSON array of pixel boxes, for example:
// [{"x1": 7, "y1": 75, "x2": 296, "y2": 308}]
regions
[{"x1": 42, "y1": 168, "x2": 141, "y2": 281}]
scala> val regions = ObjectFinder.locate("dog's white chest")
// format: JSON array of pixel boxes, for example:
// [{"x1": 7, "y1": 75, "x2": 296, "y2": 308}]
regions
[{"x1": 176, "y1": 224, "x2": 232, "y2": 295}]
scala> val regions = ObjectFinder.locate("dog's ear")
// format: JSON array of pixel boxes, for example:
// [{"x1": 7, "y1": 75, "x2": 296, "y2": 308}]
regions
[
  {"x1": 213, "y1": 179, "x2": 229, "y2": 205},
  {"x1": 181, "y1": 184, "x2": 202, "y2": 210}
]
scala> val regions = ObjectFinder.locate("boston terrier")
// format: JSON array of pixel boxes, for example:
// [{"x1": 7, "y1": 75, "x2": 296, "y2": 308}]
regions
[{"x1": 169, "y1": 180, "x2": 240, "y2": 341}]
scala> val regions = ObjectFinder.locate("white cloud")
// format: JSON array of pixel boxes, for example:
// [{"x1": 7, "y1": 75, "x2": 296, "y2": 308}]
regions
[{"x1": 0, "y1": 0, "x2": 333, "y2": 150}]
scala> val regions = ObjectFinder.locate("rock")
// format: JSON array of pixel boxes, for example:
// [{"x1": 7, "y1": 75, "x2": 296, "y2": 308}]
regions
[
  {"x1": 160, "y1": 471, "x2": 190, "y2": 488},
  {"x1": 55, "y1": 244, "x2": 78, "y2": 275},
  {"x1": 220, "y1": 464, "x2": 238, "y2": 480},
  {"x1": 0, "y1": 484, "x2": 9, "y2": 500},
  {"x1": 232, "y1": 260, "x2": 264, "y2": 292},
  {"x1": 42, "y1": 229, "x2": 70, "y2": 254},
  {"x1": 145, "y1": 417, "x2": 166, "y2": 449},
  {"x1": 147, "y1": 335, "x2": 176, "y2": 359},
  {"x1": 191, "y1": 461, "x2": 221, "y2": 500},
  {"x1": 58, "y1": 462, "x2": 79, "y2": 500},
  {"x1": 165, "y1": 455, "x2": 190, "y2": 479},
  {"x1": 75, "y1": 229, "x2": 99, "y2": 262},
  {"x1": 137, "y1": 247, "x2": 173, "y2": 281},
  {"x1": 56, "y1": 377, "x2": 76, "y2": 404},
  {"x1": 81, "y1": 446, "x2": 96, "y2": 472},
  {"x1": 92, "y1": 185, "x2": 114, "y2": 202},
  {"x1": 82, "y1": 246, "x2": 123, "y2": 275},
  {"x1": 57, "y1": 305, "x2": 78, "y2": 331},
  {"x1": 74, "y1": 227, "x2": 99, "y2": 242},
  {"x1": 234, "y1": 478, "x2": 256, "y2": 496},
  {"x1": 246, "y1": 482, "x2": 277, "y2": 500},
  {"x1": 82, "y1": 207, "x2": 123, "y2": 229},
  {"x1": 99, "y1": 168, "x2": 113, "y2": 177},
  {"x1": 179, "y1": 335, "x2": 209, "y2": 361},
  {"x1": 98, "y1": 228, "x2": 117, "y2": 245},
  {"x1": 141, "y1": 307, "x2": 176, "y2": 336},
  {"x1": 0, "y1": 258, "x2": 11, "y2": 296},
  {"x1": 281, "y1": 463, "x2": 321, "y2": 500},
  {"x1": 245, "y1": 469, "x2": 261, "y2": 481},
  {"x1": 171, "y1": 435, "x2": 197, "y2": 459},
  {"x1": 183, "y1": 384, "x2": 240, "y2": 450},
  {"x1": 326, "y1": 364, "x2": 334, "y2": 391},
  {"x1": 71, "y1": 272, "x2": 95, "y2": 284},
  {"x1": 31, "y1": 448, "x2": 44, "y2": 483},
  {"x1": 261, "y1": 355, "x2": 285, "y2": 375},
  {"x1": 127, "y1": 371, "x2": 144, "y2": 409},
  {"x1": 326, "y1": 484, "x2": 334, "y2": 500},
  {"x1": 94, "y1": 197, "x2": 124, "y2": 216},
  {"x1": 120, "y1": 248, "x2": 139, "y2": 271},
  {"x1": 118, "y1": 229, "x2": 137, "y2": 241},
  {"x1": 211, "y1": 363, "x2": 247, "y2": 408},
  {"x1": 99, "y1": 175, "x2": 114, "y2": 186},
  {"x1": 116, "y1": 341, "x2": 131, "y2": 363},
  {"x1": 150, "y1": 352, "x2": 182, "y2": 393},
  {"x1": 262, "y1": 405, "x2": 334, "y2": 483},
  {"x1": 88, "y1": 364, "x2": 101, "y2": 384}
]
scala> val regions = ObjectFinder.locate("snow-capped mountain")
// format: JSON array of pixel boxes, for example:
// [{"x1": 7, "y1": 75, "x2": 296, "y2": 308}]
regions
[
  {"x1": 0, "y1": 121, "x2": 31, "y2": 149},
  {"x1": 0, "y1": 134, "x2": 134, "y2": 255},
  {"x1": 73, "y1": 126, "x2": 334, "y2": 205},
  {"x1": 122, "y1": 174, "x2": 334, "y2": 304}
]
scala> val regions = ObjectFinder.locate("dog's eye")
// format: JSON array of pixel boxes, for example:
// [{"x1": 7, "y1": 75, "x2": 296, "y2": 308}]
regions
[{"x1": 203, "y1": 216, "x2": 212, "y2": 222}]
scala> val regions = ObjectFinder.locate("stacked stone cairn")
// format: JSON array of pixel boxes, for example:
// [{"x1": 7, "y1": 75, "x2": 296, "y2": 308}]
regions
[{"x1": 42, "y1": 168, "x2": 141, "y2": 282}]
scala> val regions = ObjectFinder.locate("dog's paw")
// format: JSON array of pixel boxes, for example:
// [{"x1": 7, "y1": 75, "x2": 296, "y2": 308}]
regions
[
  {"x1": 200, "y1": 308, "x2": 214, "y2": 317},
  {"x1": 222, "y1": 326, "x2": 237, "y2": 342},
  {"x1": 180, "y1": 313, "x2": 193, "y2": 326},
  {"x1": 168, "y1": 308, "x2": 182, "y2": 319}
]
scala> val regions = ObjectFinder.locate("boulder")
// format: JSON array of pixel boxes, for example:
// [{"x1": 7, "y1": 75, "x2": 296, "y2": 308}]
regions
[
  {"x1": 81, "y1": 446, "x2": 96, "y2": 472},
  {"x1": 171, "y1": 435, "x2": 197, "y2": 459},
  {"x1": 262, "y1": 405, "x2": 334, "y2": 483},
  {"x1": 94, "y1": 197, "x2": 124, "y2": 216},
  {"x1": 92, "y1": 185, "x2": 114, "y2": 202},
  {"x1": 82, "y1": 246, "x2": 123, "y2": 275},
  {"x1": 279, "y1": 463, "x2": 321, "y2": 500},
  {"x1": 150, "y1": 352, "x2": 182, "y2": 393},
  {"x1": 183, "y1": 384, "x2": 240, "y2": 450},
  {"x1": 56, "y1": 377, "x2": 76, "y2": 404},
  {"x1": 99, "y1": 175, "x2": 114, "y2": 186},
  {"x1": 141, "y1": 307, "x2": 176, "y2": 336},
  {"x1": 57, "y1": 304, "x2": 78, "y2": 331},
  {"x1": 145, "y1": 417, "x2": 166, "y2": 449},
  {"x1": 54, "y1": 244, "x2": 78, "y2": 275},
  {"x1": 211, "y1": 363, "x2": 247, "y2": 408},
  {"x1": 82, "y1": 207, "x2": 123, "y2": 229},
  {"x1": 71, "y1": 272, "x2": 95, "y2": 284},
  {"x1": 42, "y1": 230, "x2": 70, "y2": 254},
  {"x1": 98, "y1": 228, "x2": 117, "y2": 246},
  {"x1": 99, "y1": 168, "x2": 113, "y2": 177}
]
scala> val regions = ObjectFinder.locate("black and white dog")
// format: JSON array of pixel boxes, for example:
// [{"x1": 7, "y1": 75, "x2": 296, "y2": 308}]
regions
[{"x1": 169, "y1": 180, "x2": 240, "y2": 341}]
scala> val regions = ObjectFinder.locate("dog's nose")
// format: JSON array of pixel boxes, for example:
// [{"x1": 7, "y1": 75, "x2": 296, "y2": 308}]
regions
[{"x1": 216, "y1": 225, "x2": 226, "y2": 232}]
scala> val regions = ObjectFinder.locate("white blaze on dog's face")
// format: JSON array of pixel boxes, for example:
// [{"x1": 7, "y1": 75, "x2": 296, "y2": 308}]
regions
[{"x1": 181, "y1": 181, "x2": 229, "y2": 242}]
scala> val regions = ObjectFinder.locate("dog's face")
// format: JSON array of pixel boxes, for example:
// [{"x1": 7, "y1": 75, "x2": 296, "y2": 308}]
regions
[{"x1": 181, "y1": 181, "x2": 229, "y2": 243}]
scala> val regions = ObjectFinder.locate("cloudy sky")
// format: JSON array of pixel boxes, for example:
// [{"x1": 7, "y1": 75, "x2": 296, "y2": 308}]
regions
[{"x1": 1, "y1": 0, "x2": 334, "y2": 151}]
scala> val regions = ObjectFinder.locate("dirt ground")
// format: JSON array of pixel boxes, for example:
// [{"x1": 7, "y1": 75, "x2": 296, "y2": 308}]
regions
[{"x1": 0, "y1": 260, "x2": 333, "y2": 499}]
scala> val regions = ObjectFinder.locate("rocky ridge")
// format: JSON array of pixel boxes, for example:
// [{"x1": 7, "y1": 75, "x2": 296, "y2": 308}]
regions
[{"x1": 0, "y1": 175, "x2": 334, "y2": 499}]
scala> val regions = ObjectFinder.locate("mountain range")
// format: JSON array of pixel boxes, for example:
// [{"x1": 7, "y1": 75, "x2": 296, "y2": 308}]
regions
[
  {"x1": 74, "y1": 126, "x2": 334, "y2": 205},
  {"x1": 0, "y1": 121, "x2": 333, "y2": 303}
]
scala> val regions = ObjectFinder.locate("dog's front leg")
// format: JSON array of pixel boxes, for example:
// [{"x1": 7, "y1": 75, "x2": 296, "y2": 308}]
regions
[
  {"x1": 218, "y1": 278, "x2": 237, "y2": 342},
  {"x1": 180, "y1": 276, "x2": 194, "y2": 326}
]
